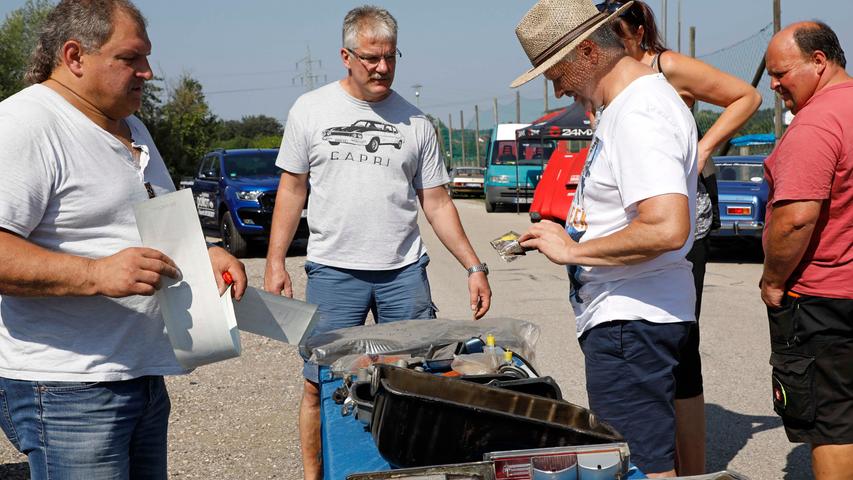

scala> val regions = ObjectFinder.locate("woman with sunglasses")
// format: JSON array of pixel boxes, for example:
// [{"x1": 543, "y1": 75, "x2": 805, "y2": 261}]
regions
[{"x1": 599, "y1": 0, "x2": 762, "y2": 475}]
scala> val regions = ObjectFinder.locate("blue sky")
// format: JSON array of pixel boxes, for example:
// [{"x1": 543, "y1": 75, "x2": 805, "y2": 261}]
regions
[{"x1": 3, "y1": 1, "x2": 852, "y2": 125}]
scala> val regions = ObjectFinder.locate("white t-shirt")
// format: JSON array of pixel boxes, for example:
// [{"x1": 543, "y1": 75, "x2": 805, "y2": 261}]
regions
[
  {"x1": 277, "y1": 81, "x2": 449, "y2": 270},
  {"x1": 0, "y1": 85, "x2": 185, "y2": 381},
  {"x1": 565, "y1": 74, "x2": 698, "y2": 336}
]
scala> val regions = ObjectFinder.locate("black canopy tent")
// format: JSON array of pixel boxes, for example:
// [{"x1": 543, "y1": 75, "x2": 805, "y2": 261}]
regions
[{"x1": 511, "y1": 102, "x2": 594, "y2": 214}]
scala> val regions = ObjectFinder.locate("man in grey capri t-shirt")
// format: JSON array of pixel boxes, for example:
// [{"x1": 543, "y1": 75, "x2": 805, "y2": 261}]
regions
[{"x1": 263, "y1": 6, "x2": 491, "y2": 479}]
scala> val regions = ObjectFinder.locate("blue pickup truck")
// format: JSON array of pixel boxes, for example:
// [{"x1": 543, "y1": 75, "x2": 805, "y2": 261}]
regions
[{"x1": 188, "y1": 148, "x2": 308, "y2": 257}]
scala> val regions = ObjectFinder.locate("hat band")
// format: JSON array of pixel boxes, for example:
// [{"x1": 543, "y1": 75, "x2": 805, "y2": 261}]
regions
[{"x1": 531, "y1": 11, "x2": 610, "y2": 68}]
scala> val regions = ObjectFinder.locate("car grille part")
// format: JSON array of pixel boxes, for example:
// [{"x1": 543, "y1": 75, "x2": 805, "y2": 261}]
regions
[{"x1": 257, "y1": 192, "x2": 276, "y2": 211}]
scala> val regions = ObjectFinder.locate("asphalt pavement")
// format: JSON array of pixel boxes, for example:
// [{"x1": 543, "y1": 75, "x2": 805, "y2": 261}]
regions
[{"x1": 0, "y1": 198, "x2": 808, "y2": 479}]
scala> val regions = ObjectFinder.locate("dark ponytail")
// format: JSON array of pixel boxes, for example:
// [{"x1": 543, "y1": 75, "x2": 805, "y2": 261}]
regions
[{"x1": 611, "y1": 0, "x2": 667, "y2": 53}]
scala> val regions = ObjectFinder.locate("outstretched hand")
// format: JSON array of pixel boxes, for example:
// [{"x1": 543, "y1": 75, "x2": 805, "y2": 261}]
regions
[{"x1": 519, "y1": 220, "x2": 578, "y2": 265}]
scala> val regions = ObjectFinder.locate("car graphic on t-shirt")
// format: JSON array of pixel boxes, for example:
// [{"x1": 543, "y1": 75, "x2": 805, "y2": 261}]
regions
[{"x1": 322, "y1": 120, "x2": 404, "y2": 152}]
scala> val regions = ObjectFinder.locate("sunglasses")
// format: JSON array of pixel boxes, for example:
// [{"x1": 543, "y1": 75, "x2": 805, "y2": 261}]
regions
[{"x1": 595, "y1": 1, "x2": 644, "y2": 26}]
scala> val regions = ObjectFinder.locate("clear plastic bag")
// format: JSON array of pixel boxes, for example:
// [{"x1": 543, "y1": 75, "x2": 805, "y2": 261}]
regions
[{"x1": 303, "y1": 317, "x2": 540, "y2": 376}]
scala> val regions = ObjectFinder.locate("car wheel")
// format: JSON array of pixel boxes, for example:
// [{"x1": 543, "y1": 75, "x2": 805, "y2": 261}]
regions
[
  {"x1": 394, "y1": 141, "x2": 402, "y2": 149},
  {"x1": 485, "y1": 201, "x2": 495, "y2": 213},
  {"x1": 220, "y1": 211, "x2": 248, "y2": 258},
  {"x1": 366, "y1": 137, "x2": 380, "y2": 153}
]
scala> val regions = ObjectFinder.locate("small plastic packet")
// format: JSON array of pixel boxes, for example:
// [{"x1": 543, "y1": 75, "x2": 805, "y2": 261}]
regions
[{"x1": 490, "y1": 231, "x2": 528, "y2": 262}]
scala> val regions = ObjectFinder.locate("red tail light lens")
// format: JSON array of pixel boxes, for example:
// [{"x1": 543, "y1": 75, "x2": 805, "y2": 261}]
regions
[
  {"x1": 487, "y1": 443, "x2": 630, "y2": 480},
  {"x1": 727, "y1": 206, "x2": 752, "y2": 216}
]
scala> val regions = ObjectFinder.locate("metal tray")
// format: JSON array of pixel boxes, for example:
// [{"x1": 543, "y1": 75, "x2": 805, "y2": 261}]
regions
[{"x1": 370, "y1": 365, "x2": 622, "y2": 468}]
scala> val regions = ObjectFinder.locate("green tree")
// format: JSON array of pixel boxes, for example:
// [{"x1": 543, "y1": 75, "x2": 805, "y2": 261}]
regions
[
  {"x1": 0, "y1": 0, "x2": 53, "y2": 101},
  {"x1": 214, "y1": 115, "x2": 283, "y2": 149},
  {"x1": 157, "y1": 74, "x2": 219, "y2": 181},
  {"x1": 138, "y1": 76, "x2": 165, "y2": 128}
]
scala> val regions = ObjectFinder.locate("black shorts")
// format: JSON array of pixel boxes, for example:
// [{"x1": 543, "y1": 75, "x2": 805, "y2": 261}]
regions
[{"x1": 767, "y1": 293, "x2": 853, "y2": 444}]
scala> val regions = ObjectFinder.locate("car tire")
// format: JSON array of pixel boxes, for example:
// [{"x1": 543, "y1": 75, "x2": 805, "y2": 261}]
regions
[
  {"x1": 366, "y1": 137, "x2": 380, "y2": 153},
  {"x1": 394, "y1": 141, "x2": 402, "y2": 149},
  {"x1": 220, "y1": 211, "x2": 248, "y2": 258},
  {"x1": 485, "y1": 201, "x2": 495, "y2": 213}
]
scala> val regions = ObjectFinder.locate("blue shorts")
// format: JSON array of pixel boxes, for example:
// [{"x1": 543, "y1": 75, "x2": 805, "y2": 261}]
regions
[
  {"x1": 579, "y1": 320, "x2": 690, "y2": 474},
  {"x1": 302, "y1": 254, "x2": 437, "y2": 382}
]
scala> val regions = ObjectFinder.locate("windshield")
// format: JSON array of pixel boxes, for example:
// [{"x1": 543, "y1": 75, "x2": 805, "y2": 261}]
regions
[
  {"x1": 518, "y1": 140, "x2": 556, "y2": 165},
  {"x1": 491, "y1": 140, "x2": 518, "y2": 165},
  {"x1": 717, "y1": 163, "x2": 764, "y2": 183},
  {"x1": 223, "y1": 153, "x2": 282, "y2": 178}
]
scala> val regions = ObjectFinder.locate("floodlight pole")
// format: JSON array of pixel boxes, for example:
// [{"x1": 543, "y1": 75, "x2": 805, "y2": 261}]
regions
[{"x1": 475, "y1": 104, "x2": 481, "y2": 166}]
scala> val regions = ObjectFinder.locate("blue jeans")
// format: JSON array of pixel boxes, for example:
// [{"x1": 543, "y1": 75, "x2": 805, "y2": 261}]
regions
[
  {"x1": 302, "y1": 254, "x2": 437, "y2": 381},
  {"x1": 0, "y1": 375, "x2": 170, "y2": 480}
]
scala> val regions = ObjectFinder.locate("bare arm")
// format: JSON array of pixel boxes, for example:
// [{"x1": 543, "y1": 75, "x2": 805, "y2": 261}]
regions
[
  {"x1": 662, "y1": 52, "x2": 762, "y2": 170},
  {"x1": 760, "y1": 200, "x2": 821, "y2": 307},
  {"x1": 263, "y1": 171, "x2": 309, "y2": 298},
  {"x1": 417, "y1": 186, "x2": 491, "y2": 319},
  {"x1": 0, "y1": 228, "x2": 179, "y2": 297},
  {"x1": 520, "y1": 193, "x2": 690, "y2": 266}
]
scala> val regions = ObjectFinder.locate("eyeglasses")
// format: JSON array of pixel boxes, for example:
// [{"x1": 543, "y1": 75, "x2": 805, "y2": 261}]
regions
[
  {"x1": 346, "y1": 48, "x2": 402, "y2": 68},
  {"x1": 595, "y1": 1, "x2": 644, "y2": 25}
]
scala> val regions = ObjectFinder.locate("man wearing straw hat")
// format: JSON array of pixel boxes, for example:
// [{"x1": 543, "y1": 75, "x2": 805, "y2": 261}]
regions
[{"x1": 516, "y1": 0, "x2": 698, "y2": 476}]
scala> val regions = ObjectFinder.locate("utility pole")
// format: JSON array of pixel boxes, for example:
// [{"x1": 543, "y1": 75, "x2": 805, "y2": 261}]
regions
[
  {"x1": 544, "y1": 77, "x2": 549, "y2": 112},
  {"x1": 412, "y1": 84, "x2": 422, "y2": 108},
  {"x1": 292, "y1": 45, "x2": 326, "y2": 91},
  {"x1": 515, "y1": 91, "x2": 521, "y2": 123},
  {"x1": 773, "y1": 0, "x2": 783, "y2": 142},
  {"x1": 689, "y1": 27, "x2": 696, "y2": 58},
  {"x1": 661, "y1": 0, "x2": 668, "y2": 47},
  {"x1": 474, "y1": 104, "x2": 481, "y2": 166},
  {"x1": 460, "y1": 110, "x2": 466, "y2": 165},
  {"x1": 493, "y1": 97, "x2": 499, "y2": 125},
  {"x1": 448, "y1": 114, "x2": 453, "y2": 166},
  {"x1": 677, "y1": 0, "x2": 682, "y2": 53},
  {"x1": 689, "y1": 26, "x2": 696, "y2": 114},
  {"x1": 433, "y1": 118, "x2": 448, "y2": 169}
]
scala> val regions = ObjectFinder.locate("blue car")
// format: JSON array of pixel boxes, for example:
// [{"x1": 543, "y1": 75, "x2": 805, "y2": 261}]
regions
[
  {"x1": 710, "y1": 155, "x2": 768, "y2": 241},
  {"x1": 189, "y1": 148, "x2": 308, "y2": 257}
]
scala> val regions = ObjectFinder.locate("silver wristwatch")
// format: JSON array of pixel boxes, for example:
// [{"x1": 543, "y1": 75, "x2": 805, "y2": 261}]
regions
[{"x1": 466, "y1": 263, "x2": 489, "y2": 276}]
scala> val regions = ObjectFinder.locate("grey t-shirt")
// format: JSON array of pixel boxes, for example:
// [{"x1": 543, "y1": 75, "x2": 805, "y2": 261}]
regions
[
  {"x1": 277, "y1": 82, "x2": 449, "y2": 270},
  {"x1": 0, "y1": 85, "x2": 184, "y2": 381}
]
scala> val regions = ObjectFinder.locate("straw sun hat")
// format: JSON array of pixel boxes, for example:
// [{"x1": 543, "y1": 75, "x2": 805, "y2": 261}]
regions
[{"x1": 511, "y1": 0, "x2": 633, "y2": 87}]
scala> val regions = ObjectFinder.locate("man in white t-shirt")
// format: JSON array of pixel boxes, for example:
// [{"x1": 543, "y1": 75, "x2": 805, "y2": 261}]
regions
[
  {"x1": 0, "y1": 1, "x2": 245, "y2": 478},
  {"x1": 513, "y1": 0, "x2": 697, "y2": 476},
  {"x1": 263, "y1": 6, "x2": 491, "y2": 479}
]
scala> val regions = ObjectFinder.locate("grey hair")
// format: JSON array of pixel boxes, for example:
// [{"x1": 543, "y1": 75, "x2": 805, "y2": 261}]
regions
[
  {"x1": 559, "y1": 21, "x2": 626, "y2": 64},
  {"x1": 25, "y1": 0, "x2": 147, "y2": 85},
  {"x1": 342, "y1": 5, "x2": 397, "y2": 50}
]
